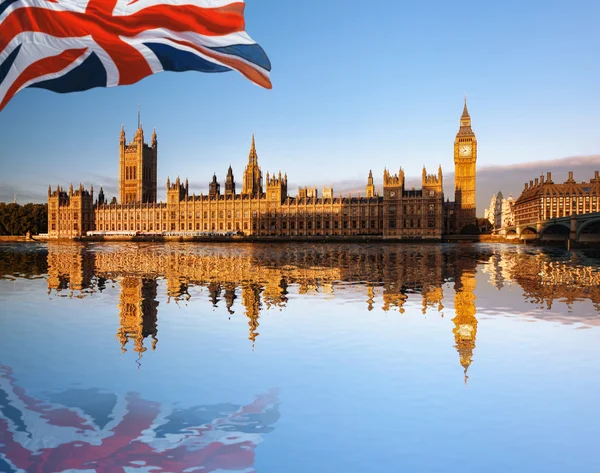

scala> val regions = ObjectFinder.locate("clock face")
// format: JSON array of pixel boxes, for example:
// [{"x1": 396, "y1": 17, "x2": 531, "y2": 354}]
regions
[
  {"x1": 390, "y1": 191, "x2": 396, "y2": 198},
  {"x1": 459, "y1": 144, "x2": 472, "y2": 157}
]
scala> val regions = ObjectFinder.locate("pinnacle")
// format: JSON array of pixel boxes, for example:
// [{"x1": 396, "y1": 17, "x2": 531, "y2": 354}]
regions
[{"x1": 462, "y1": 97, "x2": 470, "y2": 119}]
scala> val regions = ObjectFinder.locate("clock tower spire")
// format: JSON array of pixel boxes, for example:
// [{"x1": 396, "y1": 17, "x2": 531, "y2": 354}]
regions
[{"x1": 453, "y1": 98, "x2": 477, "y2": 233}]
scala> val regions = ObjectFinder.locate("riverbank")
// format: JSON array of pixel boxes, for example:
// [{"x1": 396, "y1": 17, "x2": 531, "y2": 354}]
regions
[{"x1": 2, "y1": 234, "x2": 598, "y2": 248}]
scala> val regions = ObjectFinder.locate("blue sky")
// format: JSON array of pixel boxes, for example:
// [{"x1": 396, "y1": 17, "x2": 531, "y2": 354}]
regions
[{"x1": 0, "y1": 0, "x2": 599, "y2": 210}]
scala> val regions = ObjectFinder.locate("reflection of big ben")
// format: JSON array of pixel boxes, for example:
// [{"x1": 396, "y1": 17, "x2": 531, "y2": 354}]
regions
[
  {"x1": 117, "y1": 277, "x2": 159, "y2": 355},
  {"x1": 452, "y1": 270, "x2": 478, "y2": 383},
  {"x1": 242, "y1": 284, "x2": 262, "y2": 348}
]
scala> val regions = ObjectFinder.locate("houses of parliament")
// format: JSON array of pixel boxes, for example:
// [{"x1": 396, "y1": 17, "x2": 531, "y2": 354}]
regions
[{"x1": 47, "y1": 101, "x2": 478, "y2": 239}]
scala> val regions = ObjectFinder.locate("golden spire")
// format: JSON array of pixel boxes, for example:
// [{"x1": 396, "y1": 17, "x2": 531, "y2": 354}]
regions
[
  {"x1": 462, "y1": 95, "x2": 470, "y2": 119},
  {"x1": 249, "y1": 133, "x2": 258, "y2": 165}
]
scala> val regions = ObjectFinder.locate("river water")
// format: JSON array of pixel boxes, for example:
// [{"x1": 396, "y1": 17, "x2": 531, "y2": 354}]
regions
[{"x1": 0, "y1": 242, "x2": 599, "y2": 473}]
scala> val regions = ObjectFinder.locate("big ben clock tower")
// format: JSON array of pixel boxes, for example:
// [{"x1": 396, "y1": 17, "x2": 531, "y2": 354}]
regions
[{"x1": 454, "y1": 98, "x2": 477, "y2": 233}]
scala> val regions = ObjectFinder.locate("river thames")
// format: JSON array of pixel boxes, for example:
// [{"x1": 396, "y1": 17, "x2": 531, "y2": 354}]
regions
[{"x1": 0, "y1": 242, "x2": 599, "y2": 473}]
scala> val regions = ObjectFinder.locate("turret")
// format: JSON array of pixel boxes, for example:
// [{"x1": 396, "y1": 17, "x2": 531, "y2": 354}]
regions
[
  {"x1": 225, "y1": 165, "x2": 236, "y2": 196},
  {"x1": 266, "y1": 169, "x2": 287, "y2": 202},
  {"x1": 366, "y1": 169, "x2": 375, "y2": 198},
  {"x1": 209, "y1": 173, "x2": 221, "y2": 197}
]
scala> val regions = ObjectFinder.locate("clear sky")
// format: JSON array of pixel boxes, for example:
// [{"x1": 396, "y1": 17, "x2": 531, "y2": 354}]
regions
[{"x1": 0, "y1": 0, "x2": 599, "y2": 208}]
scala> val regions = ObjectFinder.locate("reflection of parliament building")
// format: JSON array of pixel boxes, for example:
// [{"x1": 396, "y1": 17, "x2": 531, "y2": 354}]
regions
[
  {"x1": 42, "y1": 243, "x2": 600, "y2": 378},
  {"x1": 47, "y1": 102, "x2": 478, "y2": 240},
  {"x1": 45, "y1": 243, "x2": 483, "y2": 379}
]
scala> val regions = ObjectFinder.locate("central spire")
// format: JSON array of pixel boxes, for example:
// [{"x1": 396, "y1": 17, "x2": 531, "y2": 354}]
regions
[
  {"x1": 248, "y1": 133, "x2": 258, "y2": 165},
  {"x1": 242, "y1": 134, "x2": 263, "y2": 196}
]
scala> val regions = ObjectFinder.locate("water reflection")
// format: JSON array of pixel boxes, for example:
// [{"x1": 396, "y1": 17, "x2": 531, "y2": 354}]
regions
[
  {"x1": 1, "y1": 242, "x2": 599, "y2": 373},
  {"x1": 0, "y1": 364, "x2": 279, "y2": 473},
  {"x1": 1, "y1": 242, "x2": 599, "y2": 473}
]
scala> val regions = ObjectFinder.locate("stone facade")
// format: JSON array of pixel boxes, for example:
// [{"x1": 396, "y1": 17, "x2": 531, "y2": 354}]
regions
[{"x1": 48, "y1": 103, "x2": 478, "y2": 239}]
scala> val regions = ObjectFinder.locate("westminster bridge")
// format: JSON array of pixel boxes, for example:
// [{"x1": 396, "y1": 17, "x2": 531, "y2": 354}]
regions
[{"x1": 498, "y1": 211, "x2": 600, "y2": 243}]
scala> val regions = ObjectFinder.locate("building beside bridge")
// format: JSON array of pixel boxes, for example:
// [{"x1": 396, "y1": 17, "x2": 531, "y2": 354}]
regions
[
  {"x1": 501, "y1": 170, "x2": 600, "y2": 243},
  {"x1": 47, "y1": 102, "x2": 479, "y2": 240},
  {"x1": 514, "y1": 171, "x2": 600, "y2": 225}
]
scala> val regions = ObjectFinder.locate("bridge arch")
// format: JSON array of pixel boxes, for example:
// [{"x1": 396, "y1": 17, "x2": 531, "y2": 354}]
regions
[
  {"x1": 577, "y1": 218, "x2": 600, "y2": 242},
  {"x1": 505, "y1": 229, "x2": 518, "y2": 240},
  {"x1": 540, "y1": 223, "x2": 570, "y2": 241},
  {"x1": 520, "y1": 227, "x2": 537, "y2": 240}
]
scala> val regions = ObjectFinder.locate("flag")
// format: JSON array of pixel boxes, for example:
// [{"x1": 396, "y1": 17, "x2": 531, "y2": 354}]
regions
[
  {"x1": 0, "y1": 0, "x2": 272, "y2": 111},
  {"x1": 0, "y1": 365, "x2": 280, "y2": 473}
]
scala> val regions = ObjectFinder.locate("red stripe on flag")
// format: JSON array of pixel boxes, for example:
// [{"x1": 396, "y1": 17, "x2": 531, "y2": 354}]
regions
[
  {"x1": 0, "y1": 48, "x2": 87, "y2": 110},
  {"x1": 0, "y1": 3, "x2": 246, "y2": 55}
]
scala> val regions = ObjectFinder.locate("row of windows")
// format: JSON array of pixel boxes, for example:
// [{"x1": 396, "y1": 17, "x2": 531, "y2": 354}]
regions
[
  {"x1": 94, "y1": 220, "x2": 387, "y2": 232},
  {"x1": 90, "y1": 217, "x2": 443, "y2": 233}
]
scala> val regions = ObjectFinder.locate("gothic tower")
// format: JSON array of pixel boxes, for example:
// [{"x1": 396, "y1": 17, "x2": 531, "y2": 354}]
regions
[
  {"x1": 454, "y1": 98, "x2": 477, "y2": 233},
  {"x1": 209, "y1": 173, "x2": 221, "y2": 197},
  {"x1": 119, "y1": 120, "x2": 158, "y2": 204},
  {"x1": 366, "y1": 170, "x2": 375, "y2": 197},
  {"x1": 266, "y1": 171, "x2": 288, "y2": 203},
  {"x1": 242, "y1": 134, "x2": 263, "y2": 196},
  {"x1": 225, "y1": 165, "x2": 236, "y2": 196}
]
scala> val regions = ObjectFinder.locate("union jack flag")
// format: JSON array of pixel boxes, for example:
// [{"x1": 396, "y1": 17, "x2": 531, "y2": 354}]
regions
[
  {"x1": 0, "y1": 365, "x2": 280, "y2": 473},
  {"x1": 0, "y1": 0, "x2": 272, "y2": 111}
]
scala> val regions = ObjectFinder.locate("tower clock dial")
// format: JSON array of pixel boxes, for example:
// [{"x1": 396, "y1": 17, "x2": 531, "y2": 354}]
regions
[{"x1": 459, "y1": 144, "x2": 472, "y2": 157}]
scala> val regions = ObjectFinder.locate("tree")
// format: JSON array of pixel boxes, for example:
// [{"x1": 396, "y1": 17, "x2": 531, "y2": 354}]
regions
[{"x1": 0, "y1": 203, "x2": 48, "y2": 235}]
